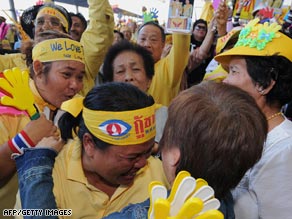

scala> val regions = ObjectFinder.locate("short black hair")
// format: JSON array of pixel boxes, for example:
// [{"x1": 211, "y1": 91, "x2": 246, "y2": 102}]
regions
[
  {"x1": 69, "y1": 12, "x2": 87, "y2": 30},
  {"x1": 114, "y1": 30, "x2": 124, "y2": 39},
  {"x1": 103, "y1": 40, "x2": 155, "y2": 82},
  {"x1": 138, "y1": 21, "x2": 165, "y2": 42}
]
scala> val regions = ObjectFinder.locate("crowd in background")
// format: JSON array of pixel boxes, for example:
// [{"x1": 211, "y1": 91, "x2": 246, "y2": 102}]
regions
[{"x1": 0, "y1": 0, "x2": 292, "y2": 218}]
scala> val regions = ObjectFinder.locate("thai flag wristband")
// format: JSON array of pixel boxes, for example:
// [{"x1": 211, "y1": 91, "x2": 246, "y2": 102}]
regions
[{"x1": 8, "y1": 130, "x2": 35, "y2": 154}]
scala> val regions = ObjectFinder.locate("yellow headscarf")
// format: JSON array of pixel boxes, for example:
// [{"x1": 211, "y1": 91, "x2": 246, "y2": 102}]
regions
[
  {"x1": 61, "y1": 97, "x2": 160, "y2": 145},
  {"x1": 32, "y1": 38, "x2": 84, "y2": 63}
]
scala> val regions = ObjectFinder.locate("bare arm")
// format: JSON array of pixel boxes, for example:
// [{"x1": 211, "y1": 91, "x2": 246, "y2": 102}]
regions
[{"x1": 187, "y1": 18, "x2": 216, "y2": 72}]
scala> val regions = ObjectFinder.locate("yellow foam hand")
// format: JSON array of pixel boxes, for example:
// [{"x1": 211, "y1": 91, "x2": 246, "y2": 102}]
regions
[
  {"x1": 148, "y1": 171, "x2": 223, "y2": 219},
  {"x1": 0, "y1": 67, "x2": 39, "y2": 120},
  {"x1": 193, "y1": 209, "x2": 224, "y2": 219}
]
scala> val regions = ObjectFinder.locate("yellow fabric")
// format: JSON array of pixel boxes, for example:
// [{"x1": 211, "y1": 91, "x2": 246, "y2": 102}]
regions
[
  {"x1": 61, "y1": 96, "x2": 84, "y2": 117},
  {"x1": 215, "y1": 26, "x2": 242, "y2": 54},
  {"x1": 203, "y1": 64, "x2": 228, "y2": 83},
  {"x1": 83, "y1": 105, "x2": 157, "y2": 145},
  {"x1": 0, "y1": 53, "x2": 27, "y2": 72},
  {"x1": 0, "y1": 0, "x2": 114, "y2": 96},
  {"x1": 29, "y1": 79, "x2": 57, "y2": 112},
  {"x1": 32, "y1": 38, "x2": 84, "y2": 64},
  {"x1": 52, "y1": 138, "x2": 170, "y2": 219},
  {"x1": 215, "y1": 19, "x2": 292, "y2": 64},
  {"x1": 200, "y1": 1, "x2": 214, "y2": 23},
  {"x1": 36, "y1": 7, "x2": 69, "y2": 32},
  {"x1": 148, "y1": 33, "x2": 190, "y2": 106},
  {"x1": 80, "y1": 0, "x2": 114, "y2": 96}
]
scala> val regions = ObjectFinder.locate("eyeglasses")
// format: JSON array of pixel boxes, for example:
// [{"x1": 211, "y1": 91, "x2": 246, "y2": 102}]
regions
[
  {"x1": 195, "y1": 25, "x2": 207, "y2": 31},
  {"x1": 35, "y1": 17, "x2": 62, "y2": 28}
]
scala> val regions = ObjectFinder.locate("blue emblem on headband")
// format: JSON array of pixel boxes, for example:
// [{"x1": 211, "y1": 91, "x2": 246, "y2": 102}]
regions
[{"x1": 98, "y1": 120, "x2": 132, "y2": 137}]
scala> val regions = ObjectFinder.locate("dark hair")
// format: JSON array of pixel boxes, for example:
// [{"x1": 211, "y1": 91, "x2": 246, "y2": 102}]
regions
[
  {"x1": 160, "y1": 81, "x2": 268, "y2": 199},
  {"x1": 138, "y1": 21, "x2": 165, "y2": 42},
  {"x1": 58, "y1": 82, "x2": 155, "y2": 149},
  {"x1": 114, "y1": 30, "x2": 124, "y2": 39},
  {"x1": 21, "y1": 30, "x2": 72, "y2": 78},
  {"x1": 245, "y1": 55, "x2": 292, "y2": 107},
  {"x1": 103, "y1": 40, "x2": 155, "y2": 82},
  {"x1": 192, "y1": 19, "x2": 207, "y2": 32},
  {"x1": 69, "y1": 12, "x2": 87, "y2": 30}
]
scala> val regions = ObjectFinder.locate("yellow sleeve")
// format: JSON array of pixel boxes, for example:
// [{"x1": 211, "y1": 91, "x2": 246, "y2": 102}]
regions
[
  {"x1": 148, "y1": 34, "x2": 190, "y2": 106},
  {"x1": 0, "y1": 53, "x2": 27, "y2": 72},
  {"x1": 80, "y1": 0, "x2": 114, "y2": 96}
]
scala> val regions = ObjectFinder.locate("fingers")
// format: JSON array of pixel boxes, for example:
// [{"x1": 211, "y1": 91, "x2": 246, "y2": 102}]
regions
[
  {"x1": 0, "y1": 77, "x2": 13, "y2": 94},
  {"x1": 36, "y1": 136, "x2": 65, "y2": 153},
  {"x1": 21, "y1": 70, "x2": 30, "y2": 85},
  {"x1": 0, "y1": 96, "x2": 14, "y2": 107}
]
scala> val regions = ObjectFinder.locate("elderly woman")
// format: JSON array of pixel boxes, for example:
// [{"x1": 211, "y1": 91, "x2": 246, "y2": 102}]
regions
[
  {"x1": 103, "y1": 40, "x2": 167, "y2": 149},
  {"x1": 0, "y1": 31, "x2": 85, "y2": 212},
  {"x1": 215, "y1": 18, "x2": 292, "y2": 219}
]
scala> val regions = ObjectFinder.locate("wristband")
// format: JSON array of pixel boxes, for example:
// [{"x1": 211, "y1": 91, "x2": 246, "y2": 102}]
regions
[{"x1": 8, "y1": 130, "x2": 35, "y2": 154}]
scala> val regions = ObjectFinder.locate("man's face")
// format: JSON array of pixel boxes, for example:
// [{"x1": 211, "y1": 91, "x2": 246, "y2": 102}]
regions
[
  {"x1": 121, "y1": 26, "x2": 132, "y2": 41},
  {"x1": 69, "y1": 16, "x2": 86, "y2": 42},
  {"x1": 137, "y1": 24, "x2": 165, "y2": 63},
  {"x1": 34, "y1": 14, "x2": 65, "y2": 37}
]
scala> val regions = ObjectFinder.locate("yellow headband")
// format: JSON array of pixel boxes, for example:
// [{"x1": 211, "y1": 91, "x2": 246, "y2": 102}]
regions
[
  {"x1": 61, "y1": 97, "x2": 159, "y2": 145},
  {"x1": 36, "y1": 7, "x2": 69, "y2": 32},
  {"x1": 32, "y1": 38, "x2": 84, "y2": 64}
]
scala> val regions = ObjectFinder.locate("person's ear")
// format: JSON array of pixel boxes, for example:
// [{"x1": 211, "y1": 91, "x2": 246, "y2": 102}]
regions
[
  {"x1": 168, "y1": 147, "x2": 181, "y2": 167},
  {"x1": 33, "y1": 60, "x2": 43, "y2": 77},
  {"x1": 83, "y1": 133, "x2": 96, "y2": 157},
  {"x1": 256, "y1": 80, "x2": 276, "y2": 96}
]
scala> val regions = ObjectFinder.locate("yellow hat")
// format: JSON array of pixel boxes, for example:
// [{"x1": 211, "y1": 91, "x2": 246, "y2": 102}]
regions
[
  {"x1": 215, "y1": 26, "x2": 242, "y2": 54},
  {"x1": 215, "y1": 19, "x2": 292, "y2": 65}
]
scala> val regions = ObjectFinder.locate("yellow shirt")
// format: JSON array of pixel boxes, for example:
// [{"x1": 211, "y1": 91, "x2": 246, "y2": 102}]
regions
[
  {"x1": 53, "y1": 138, "x2": 169, "y2": 219},
  {"x1": 148, "y1": 33, "x2": 190, "y2": 106}
]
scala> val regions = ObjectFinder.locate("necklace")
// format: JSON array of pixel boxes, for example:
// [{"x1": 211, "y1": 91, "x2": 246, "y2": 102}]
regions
[{"x1": 266, "y1": 112, "x2": 283, "y2": 121}]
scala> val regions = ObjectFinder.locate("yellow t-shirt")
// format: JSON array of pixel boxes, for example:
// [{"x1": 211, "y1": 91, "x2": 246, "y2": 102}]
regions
[
  {"x1": 148, "y1": 33, "x2": 190, "y2": 106},
  {"x1": 53, "y1": 138, "x2": 170, "y2": 219}
]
